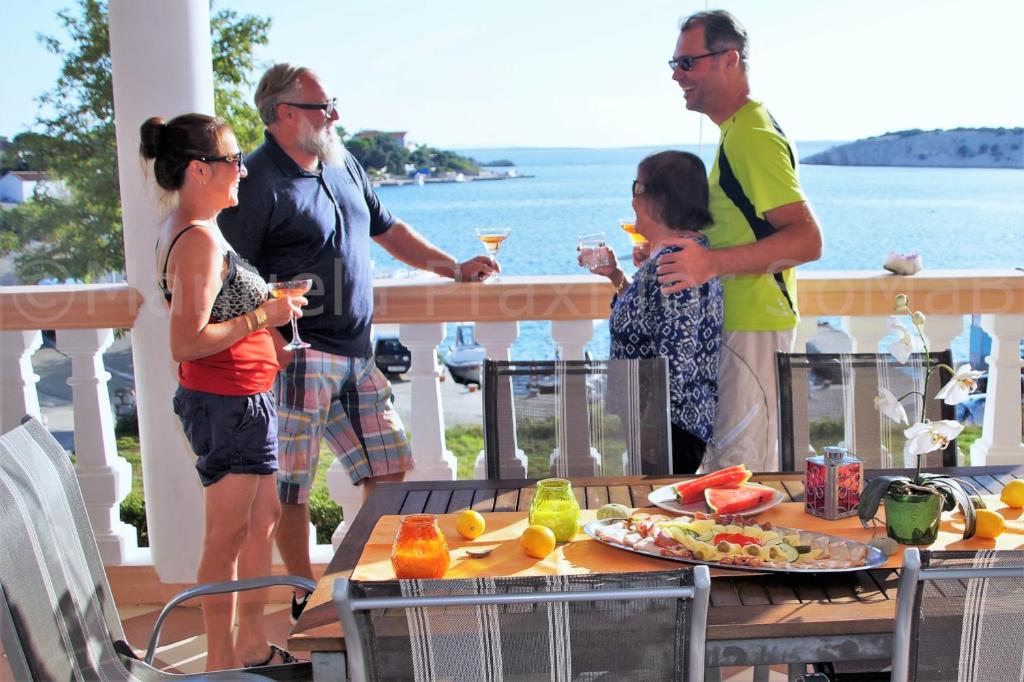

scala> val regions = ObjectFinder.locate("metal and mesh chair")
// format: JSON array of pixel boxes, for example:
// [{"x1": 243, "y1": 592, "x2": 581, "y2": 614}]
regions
[
  {"x1": 334, "y1": 567, "x2": 711, "y2": 682},
  {"x1": 776, "y1": 351, "x2": 956, "y2": 471},
  {"x1": 483, "y1": 358, "x2": 672, "y2": 479},
  {"x1": 0, "y1": 417, "x2": 315, "y2": 680},
  {"x1": 892, "y1": 548, "x2": 1024, "y2": 682}
]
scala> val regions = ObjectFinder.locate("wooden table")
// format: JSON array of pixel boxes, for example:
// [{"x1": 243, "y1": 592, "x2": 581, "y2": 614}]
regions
[{"x1": 290, "y1": 466, "x2": 1024, "y2": 680}]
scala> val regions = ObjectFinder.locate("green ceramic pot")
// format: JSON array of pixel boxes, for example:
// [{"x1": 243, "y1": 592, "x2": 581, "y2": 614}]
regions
[{"x1": 883, "y1": 490, "x2": 942, "y2": 545}]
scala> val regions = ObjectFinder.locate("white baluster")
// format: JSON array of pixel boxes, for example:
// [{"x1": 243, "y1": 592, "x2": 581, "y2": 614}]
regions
[
  {"x1": 970, "y1": 314, "x2": 1024, "y2": 466},
  {"x1": 58, "y1": 329, "x2": 139, "y2": 563},
  {"x1": 842, "y1": 316, "x2": 890, "y2": 353},
  {"x1": 474, "y1": 321, "x2": 527, "y2": 478},
  {"x1": 793, "y1": 316, "x2": 819, "y2": 353},
  {"x1": 550, "y1": 320, "x2": 600, "y2": 476},
  {"x1": 326, "y1": 462, "x2": 362, "y2": 550},
  {"x1": 551, "y1": 320, "x2": 593, "y2": 360},
  {"x1": 0, "y1": 330, "x2": 43, "y2": 432},
  {"x1": 920, "y1": 314, "x2": 964, "y2": 352},
  {"x1": 400, "y1": 323, "x2": 457, "y2": 480}
]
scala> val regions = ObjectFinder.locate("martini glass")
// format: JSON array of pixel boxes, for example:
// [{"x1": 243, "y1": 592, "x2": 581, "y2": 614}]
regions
[
  {"x1": 267, "y1": 279, "x2": 312, "y2": 350},
  {"x1": 474, "y1": 227, "x2": 510, "y2": 282},
  {"x1": 619, "y1": 218, "x2": 647, "y2": 245}
]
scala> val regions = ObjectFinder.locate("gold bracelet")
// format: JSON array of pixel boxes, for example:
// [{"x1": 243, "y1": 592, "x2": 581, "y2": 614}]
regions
[
  {"x1": 242, "y1": 311, "x2": 255, "y2": 333},
  {"x1": 252, "y1": 306, "x2": 268, "y2": 330}
]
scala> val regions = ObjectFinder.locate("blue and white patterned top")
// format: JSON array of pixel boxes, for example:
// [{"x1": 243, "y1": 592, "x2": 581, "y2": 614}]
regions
[{"x1": 609, "y1": 238, "x2": 724, "y2": 443}]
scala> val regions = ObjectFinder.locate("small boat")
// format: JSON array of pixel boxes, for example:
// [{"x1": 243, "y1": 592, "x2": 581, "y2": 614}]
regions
[{"x1": 443, "y1": 323, "x2": 484, "y2": 385}]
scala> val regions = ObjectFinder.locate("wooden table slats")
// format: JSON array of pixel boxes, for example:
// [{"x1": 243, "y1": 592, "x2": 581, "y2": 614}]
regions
[
  {"x1": 494, "y1": 488, "x2": 521, "y2": 511},
  {"x1": 447, "y1": 488, "x2": 475, "y2": 512}
]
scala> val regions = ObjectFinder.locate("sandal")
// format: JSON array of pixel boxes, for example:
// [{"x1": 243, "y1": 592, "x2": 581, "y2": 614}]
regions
[{"x1": 245, "y1": 643, "x2": 301, "y2": 667}]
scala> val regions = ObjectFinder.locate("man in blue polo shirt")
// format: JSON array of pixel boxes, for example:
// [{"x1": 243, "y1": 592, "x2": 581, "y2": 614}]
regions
[{"x1": 220, "y1": 63, "x2": 496, "y2": 623}]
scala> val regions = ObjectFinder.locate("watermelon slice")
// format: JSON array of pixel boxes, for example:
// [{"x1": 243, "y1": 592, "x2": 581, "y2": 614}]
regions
[
  {"x1": 673, "y1": 465, "x2": 751, "y2": 504},
  {"x1": 705, "y1": 485, "x2": 776, "y2": 515}
]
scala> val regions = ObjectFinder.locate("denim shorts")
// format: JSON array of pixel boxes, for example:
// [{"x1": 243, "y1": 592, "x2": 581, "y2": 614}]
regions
[{"x1": 172, "y1": 386, "x2": 278, "y2": 487}]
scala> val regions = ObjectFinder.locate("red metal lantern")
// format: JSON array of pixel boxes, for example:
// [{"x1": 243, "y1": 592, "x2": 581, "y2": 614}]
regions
[{"x1": 805, "y1": 447, "x2": 863, "y2": 520}]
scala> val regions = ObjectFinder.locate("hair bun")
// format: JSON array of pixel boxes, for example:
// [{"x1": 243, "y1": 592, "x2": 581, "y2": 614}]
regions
[{"x1": 139, "y1": 116, "x2": 167, "y2": 160}]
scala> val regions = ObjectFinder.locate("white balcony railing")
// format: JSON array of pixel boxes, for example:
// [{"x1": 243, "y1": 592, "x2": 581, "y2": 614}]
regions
[{"x1": 1, "y1": 270, "x2": 1022, "y2": 575}]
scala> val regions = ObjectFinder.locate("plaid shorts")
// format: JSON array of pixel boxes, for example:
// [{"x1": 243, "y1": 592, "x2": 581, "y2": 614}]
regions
[{"x1": 275, "y1": 350, "x2": 412, "y2": 502}]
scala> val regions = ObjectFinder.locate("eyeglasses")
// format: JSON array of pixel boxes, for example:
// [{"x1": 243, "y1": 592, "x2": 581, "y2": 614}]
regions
[
  {"x1": 668, "y1": 50, "x2": 728, "y2": 71},
  {"x1": 282, "y1": 97, "x2": 338, "y2": 118},
  {"x1": 198, "y1": 152, "x2": 244, "y2": 171},
  {"x1": 632, "y1": 180, "x2": 646, "y2": 196}
]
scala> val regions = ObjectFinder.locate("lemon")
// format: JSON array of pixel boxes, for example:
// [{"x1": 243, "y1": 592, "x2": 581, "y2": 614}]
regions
[
  {"x1": 596, "y1": 503, "x2": 632, "y2": 520},
  {"x1": 455, "y1": 510, "x2": 486, "y2": 540},
  {"x1": 1000, "y1": 479, "x2": 1024, "y2": 509},
  {"x1": 520, "y1": 524, "x2": 557, "y2": 559},
  {"x1": 974, "y1": 508, "x2": 1006, "y2": 540}
]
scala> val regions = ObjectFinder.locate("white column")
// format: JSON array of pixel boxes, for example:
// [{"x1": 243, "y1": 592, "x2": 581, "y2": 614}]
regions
[
  {"x1": 58, "y1": 329, "x2": 139, "y2": 563},
  {"x1": 550, "y1": 320, "x2": 600, "y2": 476},
  {"x1": 473, "y1": 321, "x2": 527, "y2": 478},
  {"x1": 551, "y1": 320, "x2": 593, "y2": 360},
  {"x1": 400, "y1": 323, "x2": 457, "y2": 480},
  {"x1": 970, "y1": 314, "x2": 1024, "y2": 466},
  {"x1": 325, "y1": 464, "x2": 361, "y2": 551},
  {"x1": 920, "y1": 315, "x2": 964, "y2": 353},
  {"x1": 842, "y1": 316, "x2": 890, "y2": 353},
  {"x1": 109, "y1": 0, "x2": 215, "y2": 581},
  {"x1": 0, "y1": 331, "x2": 43, "y2": 432}
]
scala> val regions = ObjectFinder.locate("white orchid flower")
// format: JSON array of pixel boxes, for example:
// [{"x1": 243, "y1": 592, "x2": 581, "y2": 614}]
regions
[
  {"x1": 887, "y1": 320, "x2": 916, "y2": 364},
  {"x1": 874, "y1": 388, "x2": 909, "y2": 425},
  {"x1": 903, "y1": 420, "x2": 964, "y2": 457},
  {"x1": 935, "y1": 364, "x2": 985, "y2": 405}
]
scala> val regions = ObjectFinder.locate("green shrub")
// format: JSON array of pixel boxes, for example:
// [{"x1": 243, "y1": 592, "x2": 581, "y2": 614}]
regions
[
  {"x1": 120, "y1": 490, "x2": 149, "y2": 546},
  {"x1": 808, "y1": 418, "x2": 845, "y2": 452},
  {"x1": 308, "y1": 486, "x2": 343, "y2": 545}
]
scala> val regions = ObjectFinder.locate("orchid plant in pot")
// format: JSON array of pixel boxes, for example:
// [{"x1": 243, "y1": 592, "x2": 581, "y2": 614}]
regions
[{"x1": 857, "y1": 294, "x2": 984, "y2": 545}]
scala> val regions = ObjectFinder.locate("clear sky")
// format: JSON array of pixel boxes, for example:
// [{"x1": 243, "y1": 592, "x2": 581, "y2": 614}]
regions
[{"x1": 1, "y1": 0, "x2": 1022, "y2": 148}]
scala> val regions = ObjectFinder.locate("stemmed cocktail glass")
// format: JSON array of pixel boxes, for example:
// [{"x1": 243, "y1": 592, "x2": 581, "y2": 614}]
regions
[
  {"x1": 267, "y1": 279, "x2": 312, "y2": 350},
  {"x1": 475, "y1": 227, "x2": 510, "y2": 282},
  {"x1": 619, "y1": 218, "x2": 647, "y2": 245}
]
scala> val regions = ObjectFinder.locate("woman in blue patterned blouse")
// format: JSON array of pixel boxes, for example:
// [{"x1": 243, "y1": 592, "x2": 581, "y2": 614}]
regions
[{"x1": 592, "y1": 151, "x2": 724, "y2": 473}]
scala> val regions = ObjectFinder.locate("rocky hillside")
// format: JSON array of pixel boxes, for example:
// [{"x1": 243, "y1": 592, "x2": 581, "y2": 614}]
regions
[{"x1": 803, "y1": 128, "x2": 1023, "y2": 169}]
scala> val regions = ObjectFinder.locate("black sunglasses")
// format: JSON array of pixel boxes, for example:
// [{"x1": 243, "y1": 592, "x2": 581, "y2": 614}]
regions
[
  {"x1": 668, "y1": 50, "x2": 729, "y2": 71},
  {"x1": 198, "y1": 152, "x2": 244, "y2": 171},
  {"x1": 282, "y1": 97, "x2": 338, "y2": 118},
  {"x1": 632, "y1": 180, "x2": 646, "y2": 196}
]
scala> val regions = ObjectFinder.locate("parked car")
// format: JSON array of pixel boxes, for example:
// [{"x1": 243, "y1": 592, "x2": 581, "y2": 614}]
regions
[
  {"x1": 443, "y1": 323, "x2": 485, "y2": 385},
  {"x1": 373, "y1": 334, "x2": 411, "y2": 376}
]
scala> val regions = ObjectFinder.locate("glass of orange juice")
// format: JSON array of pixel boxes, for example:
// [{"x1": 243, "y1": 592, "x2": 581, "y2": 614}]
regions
[
  {"x1": 391, "y1": 514, "x2": 450, "y2": 579},
  {"x1": 619, "y1": 218, "x2": 647, "y2": 245}
]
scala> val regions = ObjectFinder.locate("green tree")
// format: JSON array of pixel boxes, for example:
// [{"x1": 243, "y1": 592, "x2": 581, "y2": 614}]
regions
[{"x1": 3, "y1": 0, "x2": 270, "y2": 283}]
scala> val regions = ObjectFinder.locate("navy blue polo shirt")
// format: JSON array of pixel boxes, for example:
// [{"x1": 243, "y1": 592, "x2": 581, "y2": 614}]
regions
[{"x1": 220, "y1": 131, "x2": 395, "y2": 358}]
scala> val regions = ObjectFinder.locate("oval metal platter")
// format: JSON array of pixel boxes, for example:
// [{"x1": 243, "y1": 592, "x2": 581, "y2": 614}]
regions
[{"x1": 582, "y1": 518, "x2": 888, "y2": 574}]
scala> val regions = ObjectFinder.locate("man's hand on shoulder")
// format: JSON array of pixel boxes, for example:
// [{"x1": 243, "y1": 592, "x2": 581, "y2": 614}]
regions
[
  {"x1": 655, "y1": 238, "x2": 719, "y2": 294},
  {"x1": 457, "y1": 256, "x2": 499, "y2": 283}
]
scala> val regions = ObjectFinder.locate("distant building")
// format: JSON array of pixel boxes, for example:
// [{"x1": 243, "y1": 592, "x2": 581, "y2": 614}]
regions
[
  {"x1": 0, "y1": 171, "x2": 67, "y2": 203},
  {"x1": 352, "y1": 130, "x2": 413, "y2": 149}
]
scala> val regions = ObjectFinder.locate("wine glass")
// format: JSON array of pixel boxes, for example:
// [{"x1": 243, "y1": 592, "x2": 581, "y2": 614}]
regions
[
  {"x1": 474, "y1": 227, "x2": 510, "y2": 282},
  {"x1": 267, "y1": 279, "x2": 312, "y2": 351}
]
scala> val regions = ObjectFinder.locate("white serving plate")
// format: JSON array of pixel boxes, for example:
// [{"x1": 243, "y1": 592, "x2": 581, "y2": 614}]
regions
[{"x1": 648, "y1": 482, "x2": 785, "y2": 516}]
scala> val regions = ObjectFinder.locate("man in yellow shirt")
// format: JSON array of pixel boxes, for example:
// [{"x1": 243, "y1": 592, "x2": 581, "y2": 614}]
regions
[{"x1": 656, "y1": 10, "x2": 823, "y2": 472}]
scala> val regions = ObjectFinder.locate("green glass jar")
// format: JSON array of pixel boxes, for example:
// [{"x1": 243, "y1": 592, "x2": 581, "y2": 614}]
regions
[
  {"x1": 529, "y1": 478, "x2": 581, "y2": 542},
  {"x1": 883, "y1": 490, "x2": 942, "y2": 545}
]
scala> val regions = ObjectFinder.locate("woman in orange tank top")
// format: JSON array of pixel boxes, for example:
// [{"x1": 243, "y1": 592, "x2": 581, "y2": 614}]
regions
[{"x1": 141, "y1": 114, "x2": 306, "y2": 671}]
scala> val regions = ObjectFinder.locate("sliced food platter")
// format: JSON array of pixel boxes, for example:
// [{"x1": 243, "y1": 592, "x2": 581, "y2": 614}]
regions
[{"x1": 583, "y1": 515, "x2": 886, "y2": 574}]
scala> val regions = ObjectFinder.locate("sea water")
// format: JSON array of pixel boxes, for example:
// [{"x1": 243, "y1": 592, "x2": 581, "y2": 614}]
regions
[{"x1": 372, "y1": 144, "x2": 1024, "y2": 361}]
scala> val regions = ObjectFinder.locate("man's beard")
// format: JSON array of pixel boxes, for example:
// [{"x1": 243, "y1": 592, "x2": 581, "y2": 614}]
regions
[{"x1": 296, "y1": 116, "x2": 344, "y2": 166}]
